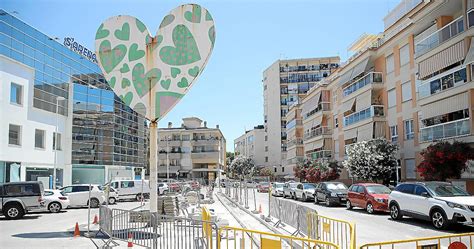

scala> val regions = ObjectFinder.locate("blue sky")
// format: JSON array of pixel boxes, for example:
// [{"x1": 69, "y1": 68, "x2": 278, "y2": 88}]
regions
[{"x1": 3, "y1": 0, "x2": 399, "y2": 151}]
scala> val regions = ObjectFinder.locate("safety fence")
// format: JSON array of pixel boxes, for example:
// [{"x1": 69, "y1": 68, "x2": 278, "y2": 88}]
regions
[
  {"x1": 218, "y1": 226, "x2": 340, "y2": 249},
  {"x1": 307, "y1": 212, "x2": 356, "y2": 249},
  {"x1": 270, "y1": 196, "x2": 317, "y2": 236},
  {"x1": 360, "y1": 233, "x2": 474, "y2": 249}
]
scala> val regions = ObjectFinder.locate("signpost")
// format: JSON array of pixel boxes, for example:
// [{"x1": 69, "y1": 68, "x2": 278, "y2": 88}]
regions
[{"x1": 95, "y1": 4, "x2": 216, "y2": 212}]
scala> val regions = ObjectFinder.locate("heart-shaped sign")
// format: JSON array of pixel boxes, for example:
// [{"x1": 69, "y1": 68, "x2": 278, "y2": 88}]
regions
[{"x1": 95, "y1": 4, "x2": 215, "y2": 121}]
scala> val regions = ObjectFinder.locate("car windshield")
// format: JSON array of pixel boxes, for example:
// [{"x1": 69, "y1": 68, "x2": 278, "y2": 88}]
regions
[
  {"x1": 260, "y1": 182, "x2": 269, "y2": 186},
  {"x1": 326, "y1": 183, "x2": 346, "y2": 190},
  {"x1": 425, "y1": 183, "x2": 470, "y2": 197},
  {"x1": 303, "y1": 183, "x2": 315, "y2": 189},
  {"x1": 275, "y1": 183, "x2": 284, "y2": 188},
  {"x1": 366, "y1": 185, "x2": 391, "y2": 194}
]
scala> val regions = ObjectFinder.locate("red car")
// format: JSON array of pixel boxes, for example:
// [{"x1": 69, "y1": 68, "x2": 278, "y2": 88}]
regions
[
  {"x1": 168, "y1": 183, "x2": 181, "y2": 192},
  {"x1": 257, "y1": 182, "x2": 270, "y2": 193},
  {"x1": 346, "y1": 183, "x2": 391, "y2": 214}
]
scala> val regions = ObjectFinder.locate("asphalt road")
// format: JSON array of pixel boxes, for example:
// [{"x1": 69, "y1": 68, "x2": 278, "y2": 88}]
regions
[{"x1": 240, "y1": 188, "x2": 474, "y2": 245}]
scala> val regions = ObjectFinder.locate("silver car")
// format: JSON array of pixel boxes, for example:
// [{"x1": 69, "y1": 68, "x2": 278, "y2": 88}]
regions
[
  {"x1": 283, "y1": 182, "x2": 298, "y2": 199},
  {"x1": 294, "y1": 183, "x2": 317, "y2": 202}
]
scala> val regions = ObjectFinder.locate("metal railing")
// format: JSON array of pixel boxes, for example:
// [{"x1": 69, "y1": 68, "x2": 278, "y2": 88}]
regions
[
  {"x1": 417, "y1": 66, "x2": 467, "y2": 99},
  {"x1": 383, "y1": 0, "x2": 422, "y2": 29},
  {"x1": 307, "y1": 150, "x2": 332, "y2": 160},
  {"x1": 420, "y1": 118, "x2": 470, "y2": 143},
  {"x1": 305, "y1": 102, "x2": 331, "y2": 119},
  {"x1": 343, "y1": 105, "x2": 384, "y2": 127},
  {"x1": 286, "y1": 156, "x2": 305, "y2": 165},
  {"x1": 360, "y1": 233, "x2": 474, "y2": 249},
  {"x1": 287, "y1": 138, "x2": 303, "y2": 147},
  {"x1": 286, "y1": 119, "x2": 303, "y2": 130},
  {"x1": 415, "y1": 15, "x2": 464, "y2": 56},
  {"x1": 304, "y1": 126, "x2": 332, "y2": 140},
  {"x1": 307, "y1": 212, "x2": 356, "y2": 249},
  {"x1": 342, "y1": 72, "x2": 383, "y2": 97}
]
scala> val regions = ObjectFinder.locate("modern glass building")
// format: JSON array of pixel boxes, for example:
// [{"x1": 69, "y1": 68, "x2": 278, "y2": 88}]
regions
[{"x1": 0, "y1": 10, "x2": 147, "y2": 185}]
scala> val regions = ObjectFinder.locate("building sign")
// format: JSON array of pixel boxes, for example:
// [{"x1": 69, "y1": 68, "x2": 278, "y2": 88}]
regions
[{"x1": 63, "y1": 37, "x2": 97, "y2": 63}]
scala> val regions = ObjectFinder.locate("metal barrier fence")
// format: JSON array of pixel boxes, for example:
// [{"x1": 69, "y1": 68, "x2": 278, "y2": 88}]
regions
[
  {"x1": 360, "y1": 233, "x2": 474, "y2": 249},
  {"x1": 270, "y1": 196, "x2": 317, "y2": 237},
  {"x1": 307, "y1": 212, "x2": 355, "y2": 249},
  {"x1": 218, "y1": 226, "x2": 340, "y2": 249}
]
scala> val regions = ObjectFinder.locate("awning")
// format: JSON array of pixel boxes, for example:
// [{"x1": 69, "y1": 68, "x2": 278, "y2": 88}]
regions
[
  {"x1": 418, "y1": 40, "x2": 465, "y2": 79},
  {"x1": 464, "y1": 38, "x2": 474, "y2": 65},
  {"x1": 301, "y1": 91, "x2": 321, "y2": 117},
  {"x1": 420, "y1": 92, "x2": 469, "y2": 119},
  {"x1": 357, "y1": 123, "x2": 373, "y2": 141},
  {"x1": 344, "y1": 127, "x2": 358, "y2": 140},
  {"x1": 340, "y1": 98, "x2": 356, "y2": 114},
  {"x1": 374, "y1": 121, "x2": 386, "y2": 138},
  {"x1": 351, "y1": 57, "x2": 370, "y2": 81},
  {"x1": 304, "y1": 139, "x2": 324, "y2": 151},
  {"x1": 339, "y1": 68, "x2": 354, "y2": 87},
  {"x1": 356, "y1": 90, "x2": 372, "y2": 112}
]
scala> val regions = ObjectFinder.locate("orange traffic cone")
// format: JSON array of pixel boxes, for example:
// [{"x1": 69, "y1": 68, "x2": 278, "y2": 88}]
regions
[
  {"x1": 73, "y1": 222, "x2": 80, "y2": 237},
  {"x1": 258, "y1": 204, "x2": 262, "y2": 214},
  {"x1": 127, "y1": 233, "x2": 133, "y2": 248},
  {"x1": 92, "y1": 214, "x2": 99, "y2": 224}
]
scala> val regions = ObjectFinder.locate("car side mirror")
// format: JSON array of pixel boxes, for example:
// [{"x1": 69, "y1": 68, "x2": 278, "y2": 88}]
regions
[{"x1": 421, "y1": 192, "x2": 430, "y2": 198}]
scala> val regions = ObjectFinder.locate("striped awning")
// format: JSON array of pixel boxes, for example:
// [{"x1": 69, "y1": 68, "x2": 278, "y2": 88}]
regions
[
  {"x1": 351, "y1": 57, "x2": 370, "y2": 81},
  {"x1": 357, "y1": 123, "x2": 373, "y2": 141},
  {"x1": 344, "y1": 127, "x2": 358, "y2": 140},
  {"x1": 420, "y1": 92, "x2": 469, "y2": 119},
  {"x1": 464, "y1": 38, "x2": 474, "y2": 65},
  {"x1": 356, "y1": 90, "x2": 372, "y2": 112},
  {"x1": 340, "y1": 98, "x2": 356, "y2": 114},
  {"x1": 418, "y1": 41, "x2": 465, "y2": 79},
  {"x1": 302, "y1": 91, "x2": 321, "y2": 117},
  {"x1": 339, "y1": 68, "x2": 354, "y2": 87}
]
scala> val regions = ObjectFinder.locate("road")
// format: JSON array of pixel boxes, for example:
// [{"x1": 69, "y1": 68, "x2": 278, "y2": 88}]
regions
[{"x1": 236, "y1": 187, "x2": 474, "y2": 245}]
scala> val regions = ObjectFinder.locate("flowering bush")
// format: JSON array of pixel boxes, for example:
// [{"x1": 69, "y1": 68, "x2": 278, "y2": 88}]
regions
[
  {"x1": 259, "y1": 167, "x2": 274, "y2": 177},
  {"x1": 294, "y1": 159, "x2": 341, "y2": 182},
  {"x1": 417, "y1": 141, "x2": 474, "y2": 181},
  {"x1": 342, "y1": 138, "x2": 397, "y2": 182}
]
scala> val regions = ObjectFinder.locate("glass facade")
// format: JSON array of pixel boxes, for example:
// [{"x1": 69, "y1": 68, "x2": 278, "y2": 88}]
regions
[{"x1": 0, "y1": 10, "x2": 147, "y2": 173}]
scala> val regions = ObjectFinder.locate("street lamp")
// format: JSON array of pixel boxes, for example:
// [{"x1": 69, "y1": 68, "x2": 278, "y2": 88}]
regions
[{"x1": 53, "y1": 96, "x2": 65, "y2": 189}]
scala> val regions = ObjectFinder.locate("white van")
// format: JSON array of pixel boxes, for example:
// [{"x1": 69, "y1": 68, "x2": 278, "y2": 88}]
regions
[{"x1": 110, "y1": 180, "x2": 151, "y2": 201}]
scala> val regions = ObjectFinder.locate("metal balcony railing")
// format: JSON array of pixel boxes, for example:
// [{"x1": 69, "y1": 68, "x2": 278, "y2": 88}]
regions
[
  {"x1": 287, "y1": 138, "x2": 304, "y2": 147},
  {"x1": 286, "y1": 156, "x2": 305, "y2": 165},
  {"x1": 420, "y1": 118, "x2": 470, "y2": 142},
  {"x1": 342, "y1": 72, "x2": 383, "y2": 97},
  {"x1": 304, "y1": 126, "x2": 332, "y2": 140},
  {"x1": 343, "y1": 105, "x2": 384, "y2": 127},
  {"x1": 307, "y1": 150, "x2": 332, "y2": 160},
  {"x1": 383, "y1": 0, "x2": 422, "y2": 29},
  {"x1": 415, "y1": 16, "x2": 464, "y2": 57},
  {"x1": 304, "y1": 102, "x2": 331, "y2": 119},
  {"x1": 286, "y1": 119, "x2": 303, "y2": 130},
  {"x1": 417, "y1": 66, "x2": 467, "y2": 99}
]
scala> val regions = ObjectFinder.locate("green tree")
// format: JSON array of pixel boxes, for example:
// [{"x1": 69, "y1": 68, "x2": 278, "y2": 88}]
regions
[{"x1": 229, "y1": 156, "x2": 256, "y2": 180}]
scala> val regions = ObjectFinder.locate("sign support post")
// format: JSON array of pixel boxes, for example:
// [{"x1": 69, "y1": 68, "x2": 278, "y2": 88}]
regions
[{"x1": 149, "y1": 120, "x2": 158, "y2": 213}]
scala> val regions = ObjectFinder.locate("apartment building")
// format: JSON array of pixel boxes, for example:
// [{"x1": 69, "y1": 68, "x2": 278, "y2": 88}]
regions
[
  {"x1": 262, "y1": 57, "x2": 340, "y2": 179},
  {"x1": 157, "y1": 117, "x2": 226, "y2": 184},
  {"x1": 297, "y1": 0, "x2": 474, "y2": 192},
  {"x1": 285, "y1": 103, "x2": 304, "y2": 178},
  {"x1": 234, "y1": 125, "x2": 265, "y2": 168}
]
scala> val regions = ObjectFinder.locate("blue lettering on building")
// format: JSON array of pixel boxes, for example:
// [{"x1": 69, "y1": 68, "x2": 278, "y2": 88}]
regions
[{"x1": 63, "y1": 37, "x2": 98, "y2": 63}]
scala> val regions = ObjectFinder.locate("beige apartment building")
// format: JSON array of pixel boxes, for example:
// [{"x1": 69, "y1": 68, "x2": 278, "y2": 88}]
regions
[
  {"x1": 157, "y1": 117, "x2": 226, "y2": 184},
  {"x1": 285, "y1": 103, "x2": 304, "y2": 177},
  {"x1": 262, "y1": 57, "x2": 340, "y2": 179},
  {"x1": 294, "y1": 0, "x2": 474, "y2": 192},
  {"x1": 233, "y1": 125, "x2": 266, "y2": 168}
]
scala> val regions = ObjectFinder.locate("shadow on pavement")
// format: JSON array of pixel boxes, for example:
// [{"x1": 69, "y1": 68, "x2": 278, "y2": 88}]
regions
[
  {"x1": 0, "y1": 215, "x2": 41, "y2": 221},
  {"x1": 12, "y1": 231, "x2": 72, "y2": 239}
]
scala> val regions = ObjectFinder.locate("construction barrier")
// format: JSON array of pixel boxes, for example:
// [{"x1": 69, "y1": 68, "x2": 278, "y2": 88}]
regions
[
  {"x1": 218, "y1": 226, "x2": 340, "y2": 249},
  {"x1": 270, "y1": 196, "x2": 318, "y2": 237},
  {"x1": 360, "y1": 233, "x2": 474, "y2": 249},
  {"x1": 307, "y1": 212, "x2": 356, "y2": 249},
  {"x1": 202, "y1": 206, "x2": 214, "y2": 247}
]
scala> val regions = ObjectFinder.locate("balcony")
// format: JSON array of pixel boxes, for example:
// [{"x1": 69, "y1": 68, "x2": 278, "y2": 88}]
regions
[
  {"x1": 286, "y1": 119, "x2": 303, "y2": 130},
  {"x1": 415, "y1": 16, "x2": 464, "y2": 57},
  {"x1": 307, "y1": 150, "x2": 332, "y2": 160},
  {"x1": 304, "y1": 126, "x2": 332, "y2": 140},
  {"x1": 343, "y1": 105, "x2": 384, "y2": 127},
  {"x1": 342, "y1": 72, "x2": 383, "y2": 97},
  {"x1": 417, "y1": 66, "x2": 467, "y2": 100},
  {"x1": 304, "y1": 102, "x2": 331, "y2": 119},
  {"x1": 286, "y1": 156, "x2": 305, "y2": 165},
  {"x1": 420, "y1": 118, "x2": 470, "y2": 143},
  {"x1": 287, "y1": 138, "x2": 303, "y2": 148},
  {"x1": 383, "y1": 0, "x2": 422, "y2": 29}
]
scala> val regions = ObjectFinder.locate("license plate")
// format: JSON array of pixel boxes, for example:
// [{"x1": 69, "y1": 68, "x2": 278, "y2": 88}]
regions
[{"x1": 340, "y1": 198, "x2": 346, "y2": 201}]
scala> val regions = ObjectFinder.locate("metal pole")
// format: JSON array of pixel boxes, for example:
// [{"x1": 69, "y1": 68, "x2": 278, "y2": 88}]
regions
[
  {"x1": 244, "y1": 179, "x2": 249, "y2": 209},
  {"x1": 166, "y1": 136, "x2": 169, "y2": 183},
  {"x1": 53, "y1": 98, "x2": 59, "y2": 189},
  {"x1": 150, "y1": 121, "x2": 158, "y2": 213},
  {"x1": 86, "y1": 183, "x2": 91, "y2": 237},
  {"x1": 267, "y1": 176, "x2": 271, "y2": 219}
]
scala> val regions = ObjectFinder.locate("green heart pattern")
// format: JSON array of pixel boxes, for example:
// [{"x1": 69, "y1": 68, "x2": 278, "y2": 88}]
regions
[{"x1": 95, "y1": 4, "x2": 215, "y2": 121}]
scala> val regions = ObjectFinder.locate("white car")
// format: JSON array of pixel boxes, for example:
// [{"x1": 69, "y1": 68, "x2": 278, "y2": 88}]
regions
[
  {"x1": 59, "y1": 185, "x2": 106, "y2": 208},
  {"x1": 110, "y1": 180, "x2": 151, "y2": 201},
  {"x1": 389, "y1": 181, "x2": 474, "y2": 229},
  {"x1": 271, "y1": 182, "x2": 284, "y2": 197},
  {"x1": 100, "y1": 186, "x2": 120, "y2": 204},
  {"x1": 294, "y1": 183, "x2": 317, "y2": 201},
  {"x1": 43, "y1": 189, "x2": 70, "y2": 213},
  {"x1": 158, "y1": 183, "x2": 169, "y2": 195}
]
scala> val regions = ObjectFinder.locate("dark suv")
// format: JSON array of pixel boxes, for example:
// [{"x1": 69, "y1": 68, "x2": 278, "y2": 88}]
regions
[{"x1": 0, "y1": 181, "x2": 45, "y2": 219}]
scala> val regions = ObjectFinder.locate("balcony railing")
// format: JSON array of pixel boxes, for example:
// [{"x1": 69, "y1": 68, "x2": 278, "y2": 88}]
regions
[
  {"x1": 287, "y1": 138, "x2": 303, "y2": 147},
  {"x1": 420, "y1": 118, "x2": 470, "y2": 143},
  {"x1": 286, "y1": 119, "x2": 303, "y2": 130},
  {"x1": 304, "y1": 102, "x2": 330, "y2": 119},
  {"x1": 342, "y1": 72, "x2": 383, "y2": 97},
  {"x1": 383, "y1": 0, "x2": 422, "y2": 29},
  {"x1": 417, "y1": 66, "x2": 467, "y2": 99},
  {"x1": 307, "y1": 150, "x2": 332, "y2": 160},
  {"x1": 304, "y1": 126, "x2": 332, "y2": 140},
  {"x1": 343, "y1": 105, "x2": 384, "y2": 127},
  {"x1": 286, "y1": 156, "x2": 305, "y2": 165},
  {"x1": 415, "y1": 16, "x2": 464, "y2": 57}
]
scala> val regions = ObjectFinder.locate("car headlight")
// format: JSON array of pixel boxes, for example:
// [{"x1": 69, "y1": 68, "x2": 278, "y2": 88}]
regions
[
  {"x1": 330, "y1": 192, "x2": 337, "y2": 197},
  {"x1": 446, "y1": 201, "x2": 466, "y2": 210},
  {"x1": 375, "y1": 198, "x2": 385, "y2": 203}
]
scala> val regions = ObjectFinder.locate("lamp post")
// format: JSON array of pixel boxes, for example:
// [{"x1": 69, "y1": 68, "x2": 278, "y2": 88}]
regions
[
  {"x1": 53, "y1": 96, "x2": 65, "y2": 189},
  {"x1": 166, "y1": 135, "x2": 170, "y2": 182}
]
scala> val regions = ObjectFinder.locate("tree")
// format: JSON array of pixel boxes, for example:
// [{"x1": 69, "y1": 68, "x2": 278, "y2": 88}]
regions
[
  {"x1": 295, "y1": 159, "x2": 342, "y2": 183},
  {"x1": 229, "y1": 156, "x2": 256, "y2": 180},
  {"x1": 417, "y1": 141, "x2": 474, "y2": 181},
  {"x1": 343, "y1": 138, "x2": 398, "y2": 183},
  {"x1": 258, "y1": 167, "x2": 274, "y2": 177},
  {"x1": 294, "y1": 158, "x2": 312, "y2": 181}
]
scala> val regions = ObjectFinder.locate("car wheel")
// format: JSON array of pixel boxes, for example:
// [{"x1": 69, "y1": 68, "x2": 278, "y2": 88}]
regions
[
  {"x1": 4, "y1": 203, "x2": 24, "y2": 219},
  {"x1": 108, "y1": 197, "x2": 116, "y2": 205},
  {"x1": 346, "y1": 200, "x2": 353, "y2": 210},
  {"x1": 431, "y1": 209, "x2": 449, "y2": 230},
  {"x1": 89, "y1": 198, "x2": 100, "y2": 208},
  {"x1": 48, "y1": 202, "x2": 62, "y2": 213},
  {"x1": 390, "y1": 203, "x2": 402, "y2": 220},
  {"x1": 366, "y1": 203, "x2": 374, "y2": 214},
  {"x1": 136, "y1": 194, "x2": 144, "y2": 201},
  {"x1": 325, "y1": 197, "x2": 331, "y2": 207}
]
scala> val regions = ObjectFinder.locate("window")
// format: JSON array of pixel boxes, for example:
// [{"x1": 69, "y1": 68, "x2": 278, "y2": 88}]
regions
[
  {"x1": 401, "y1": 81, "x2": 412, "y2": 102},
  {"x1": 9, "y1": 124, "x2": 21, "y2": 146},
  {"x1": 264, "y1": 136, "x2": 268, "y2": 141},
  {"x1": 121, "y1": 181, "x2": 135, "y2": 188},
  {"x1": 386, "y1": 54, "x2": 394, "y2": 74},
  {"x1": 265, "y1": 157, "x2": 268, "y2": 162},
  {"x1": 404, "y1": 119, "x2": 414, "y2": 140},
  {"x1": 334, "y1": 116, "x2": 339, "y2": 128},
  {"x1": 73, "y1": 186, "x2": 90, "y2": 192},
  {"x1": 265, "y1": 146, "x2": 268, "y2": 152},
  {"x1": 414, "y1": 185, "x2": 428, "y2": 196},
  {"x1": 264, "y1": 85, "x2": 267, "y2": 90},
  {"x1": 388, "y1": 88, "x2": 396, "y2": 108},
  {"x1": 35, "y1": 129, "x2": 45, "y2": 149},
  {"x1": 405, "y1": 159, "x2": 416, "y2": 179},
  {"x1": 274, "y1": 167, "x2": 277, "y2": 173},
  {"x1": 5, "y1": 184, "x2": 38, "y2": 196},
  {"x1": 390, "y1": 125, "x2": 398, "y2": 143},
  {"x1": 396, "y1": 184, "x2": 415, "y2": 194},
  {"x1": 10, "y1": 83, "x2": 23, "y2": 105},
  {"x1": 53, "y1": 132, "x2": 62, "y2": 150},
  {"x1": 399, "y1": 44, "x2": 410, "y2": 66},
  {"x1": 281, "y1": 167, "x2": 284, "y2": 172},
  {"x1": 357, "y1": 186, "x2": 365, "y2": 193}
]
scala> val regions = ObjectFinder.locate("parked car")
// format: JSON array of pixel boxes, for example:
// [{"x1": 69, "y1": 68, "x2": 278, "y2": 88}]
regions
[
  {"x1": 99, "y1": 186, "x2": 119, "y2": 204},
  {"x1": 314, "y1": 182, "x2": 348, "y2": 206},
  {"x1": 389, "y1": 181, "x2": 474, "y2": 229},
  {"x1": 59, "y1": 185, "x2": 105, "y2": 208},
  {"x1": 110, "y1": 180, "x2": 151, "y2": 201},
  {"x1": 190, "y1": 181, "x2": 200, "y2": 190},
  {"x1": 294, "y1": 183, "x2": 316, "y2": 201},
  {"x1": 257, "y1": 182, "x2": 270, "y2": 193},
  {"x1": 168, "y1": 182, "x2": 181, "y2": 192},
  {"x1": 158, "y1": 183, "x2": 169, "y2": 195},
  {"x1": 245, "y1": 181, "x2": 258, "y2": 188},
  {"x1": 346, "y1": 183, "x2": 391, "y2": 214},
  {"x1": 283, "y1": 182, "x2": 298, "y2": 199},
  {"x1": 0, "y1": 181, "x2": 45, "y2": 219},
  {"x1": 271, "y1": 182, "x2": 284, "y2": 197},
  {"x1": 43, "y1": 189, "x2": 70, "y2": 213}
]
